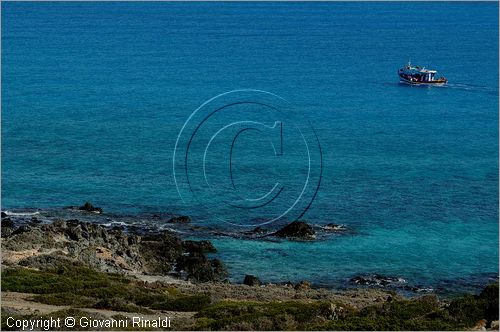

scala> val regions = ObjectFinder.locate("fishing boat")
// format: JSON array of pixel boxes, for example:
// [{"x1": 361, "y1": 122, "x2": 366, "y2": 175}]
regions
[{"x1": 398, "y1": 62, "x2": 447, "y2": 85}]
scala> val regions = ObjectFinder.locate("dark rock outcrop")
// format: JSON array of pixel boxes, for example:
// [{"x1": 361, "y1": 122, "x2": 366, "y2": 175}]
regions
[
  {"x1": 1, "y1": 217, "x2": 14, "y2": 228},
  {"x1": 137, "y1": 231, "x2": 184, "y2": 275},
  {"x1": 243, "y1": 275, "x2": 261, "y2": 286},
  {"x1": 11, "y1": 225, "x2": 33, "y2": 236},
  {"x1": 78, "y1": 202, "x2": 103, "y2": 214},
  {"x1": 1, "y1": 217, "x2": 15, "y2": 237},
  {"x1": 274, "y1": 221, "x2": 316, "y2": 240},
  {"x1": 184, "y1": 240, "x2": 217, "y2": 253},
  {"x1": 175, "y1": 253, "x2": 226, "y2": 282}
]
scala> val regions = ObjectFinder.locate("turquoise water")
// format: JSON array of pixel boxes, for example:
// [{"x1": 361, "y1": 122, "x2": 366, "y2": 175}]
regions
[{"x1": 2, "y1": 2, "x2": 498, "y2": 292}]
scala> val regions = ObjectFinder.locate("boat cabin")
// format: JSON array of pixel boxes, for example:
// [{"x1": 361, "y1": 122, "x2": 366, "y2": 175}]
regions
[{"x1": 398, "y1": 63, "x2": 446, "y2": 84}]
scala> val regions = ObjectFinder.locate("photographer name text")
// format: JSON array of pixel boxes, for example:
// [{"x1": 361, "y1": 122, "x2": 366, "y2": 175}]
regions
[{"x1": 6, "y1": 316, "x2": 172, "y2": 330}]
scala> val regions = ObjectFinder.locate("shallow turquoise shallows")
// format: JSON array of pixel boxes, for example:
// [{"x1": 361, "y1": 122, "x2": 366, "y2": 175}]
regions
[{"x1": 2, "y1": 2, "x2": 498, "y2": 293}]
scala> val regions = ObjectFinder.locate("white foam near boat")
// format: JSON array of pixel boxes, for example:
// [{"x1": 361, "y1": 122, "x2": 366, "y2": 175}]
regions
[{"x1": 398, "y1": 62, "x2": 447, "y2": 85}]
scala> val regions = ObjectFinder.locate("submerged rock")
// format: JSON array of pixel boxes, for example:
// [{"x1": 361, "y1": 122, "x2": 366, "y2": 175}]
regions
[
  {"x1": 274, "y1": 221, "x2": 316, "y2": 240},
  {"x1": 324, "y1": 223, "x2": 348, "y2": 232},
  {"x1": 78, "y1": 202, "x2": 103, "y2": 214},
  {"x1": 1, "y1": 211, "x2": 7, "y2": 218},
  {"x1": 350, "y1": 274, "x2": 407, "y2": 287},
  {"x1": 350, "y1": 274, "x2": 406, "y2": 286},
  {"x1": 243, "y1": 274, "x2": 261, "y2": 286},
  {"x1": 168, "y1": 215, "x2": 191, "y2": 223},
  {"x1": 251, "y1": 226, "x2": 267, "y2": 234}
]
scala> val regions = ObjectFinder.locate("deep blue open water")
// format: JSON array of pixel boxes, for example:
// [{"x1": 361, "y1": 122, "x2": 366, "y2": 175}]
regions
[{"x1": 2, "y1": 2, "x2": 498, "y2": 293}]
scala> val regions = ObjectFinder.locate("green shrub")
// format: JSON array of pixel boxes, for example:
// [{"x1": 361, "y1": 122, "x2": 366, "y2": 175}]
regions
[
  {"x1": 447, "y1": 283, "x2": 499, "y2": 327},
  {"x1": 31, "y1": 293, "x2": 96, "y2": 307},
  {"x1": 2, "y1": 267, "x2": 190, "y2": 314},
  {"x1": 93, "y1": 298, "x2": 154, "y2": 314},
  {"x1": 150, "y1": 294, "x2": 211, "y2": 311},
  {"x1": 2, "y1": 266, "x2": 129, "y2": 294},
  {"x1": 447, "y1": 295, "x2": 485, "y2": 326},
  {"x1": 194, "y1": 300, "x2": 340, "y2": 330},
  {"x1": 479, "y1": 283, "x2": 499, "y2": 323},
  {"x1": 361, "y1": 295, "x2": 439, "y2": 321}
]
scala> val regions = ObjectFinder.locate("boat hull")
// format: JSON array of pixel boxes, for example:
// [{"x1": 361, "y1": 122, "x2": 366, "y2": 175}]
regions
[{"x1": 399, "y1": 77, "x2": 447, "y2": 86}]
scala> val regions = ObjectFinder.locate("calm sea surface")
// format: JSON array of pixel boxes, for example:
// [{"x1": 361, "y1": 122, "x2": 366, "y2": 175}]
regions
[{"x1": 2, "y1": 2, "x2": 498, "y2": 293}]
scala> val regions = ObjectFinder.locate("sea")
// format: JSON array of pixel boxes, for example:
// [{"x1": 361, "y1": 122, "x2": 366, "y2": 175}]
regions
[{"x1": 2, "y1": 2, "x2": 498, "y2": 295}]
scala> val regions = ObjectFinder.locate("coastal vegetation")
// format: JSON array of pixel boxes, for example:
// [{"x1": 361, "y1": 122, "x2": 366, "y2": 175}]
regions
[
  {"x1": 2, "y1": 266, "x2": 212, "y2": 314},
  {"x1": 1, "y1": 265, "x2": 498, "y2": 330}
]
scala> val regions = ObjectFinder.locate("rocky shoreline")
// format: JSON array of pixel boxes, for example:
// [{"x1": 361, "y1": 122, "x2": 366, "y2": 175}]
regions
[
  {"x1": 0, "y1": 209, "x2": 354, "y2": 289},
  {"x1": 2, "y1": 217, "x2": 225, "y2": 283},
  {"x1": 1, "y1": 206, "x2": 499, "y2": 330}
]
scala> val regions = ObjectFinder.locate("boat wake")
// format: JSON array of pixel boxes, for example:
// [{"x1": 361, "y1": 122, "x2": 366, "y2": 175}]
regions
[
  {"x1": 383, "y1": 81, "x2": 496, "y2": 94},
  {"x1": 445, "y1": 82, "x2": 497, "y2": 94}
]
